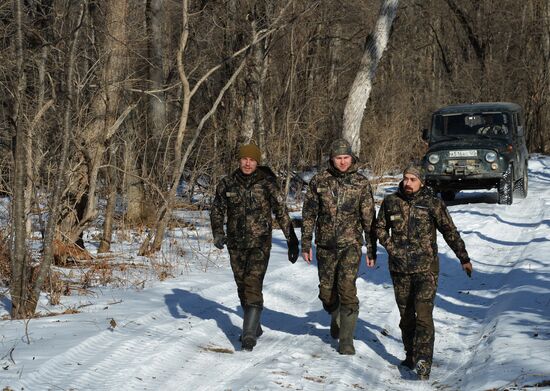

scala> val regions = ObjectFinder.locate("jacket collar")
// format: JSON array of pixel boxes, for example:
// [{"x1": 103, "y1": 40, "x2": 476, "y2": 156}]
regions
[{"x1": 233, "y1": 166, "x2": 274, "y2": 187}]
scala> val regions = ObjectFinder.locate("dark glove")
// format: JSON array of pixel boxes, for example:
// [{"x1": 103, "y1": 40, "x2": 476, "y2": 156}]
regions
[
  {"x1": 213, "y1": 234, "x2": 226, "y2": 250},
  {"x1": 287, "y1": 229, "x2": 299, "y2": 264}
]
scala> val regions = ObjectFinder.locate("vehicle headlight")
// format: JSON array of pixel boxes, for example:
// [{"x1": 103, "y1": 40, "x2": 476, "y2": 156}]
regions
[
  {"x1": 485, "y1": 151, "x2": 497, "y2": 163},
  {"x1": 428, "y1": 154, "x2": 440, "y2": 164}
]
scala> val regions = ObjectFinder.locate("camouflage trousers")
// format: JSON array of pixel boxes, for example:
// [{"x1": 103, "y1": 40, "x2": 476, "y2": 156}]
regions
[
  {"x1": 390, "y1": 271, "x2": 438, "y2": 366},
  {"x1": 228, "y1": 244, "x2": 271, "y2": 308},
  {"x1": 316, "y1": 244, "x2": 362, "y2": 313}
]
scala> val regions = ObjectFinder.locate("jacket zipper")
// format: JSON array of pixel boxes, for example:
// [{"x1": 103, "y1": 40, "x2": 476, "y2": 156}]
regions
[{"x1": 406, "y1": 199, "x2": 413, "y2": 266}]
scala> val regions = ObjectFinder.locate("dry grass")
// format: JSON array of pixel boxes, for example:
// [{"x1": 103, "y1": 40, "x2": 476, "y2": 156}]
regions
[
  {"x1": 0, "y1": 307, "x2": 81, "y2": 321},
  {"x1": 44, "y1": 271, "x2": 66, "y2": 305},
  {"x1": 173, "y1": 199, "x2": 202, "y2": 210},
  {"x1": 303, "y1": 375, "x2": 326, "y2": 384},
  {"x1": 168, "y1": 215, "x2": 197, "y2": 230},
  {"x1": 52, "y1": 239, "x2": 94, "y2": 266},
  {"x1": 153, "y1": 263, "x2": 174, "y2": 281},
  {"x1": 80, "y1": 260, "x2": 113, "y2": 287},
  {"x1": 199, "y1": 344, "x2": 234, "y2": 354},
  {"x1": 0, "y1": 230, "x2": 10, "y2": 285}
]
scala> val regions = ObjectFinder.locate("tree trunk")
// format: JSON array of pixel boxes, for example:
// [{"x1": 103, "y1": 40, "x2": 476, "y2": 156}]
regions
[
  {"x1": 328, "y1": 22, "x2": 342, "y2": 139},
  {"x1": 328, "y1": 23, "x2": 341, "y2": 94},
  {"x1": 146, "y1": 0, "x2": 167, "y2": 138},
  {"x1": 26, "y1": 45, "x2": 52, "y2": 237},
  {"x1": 10, "y1": 0, "x2": 31, "y2": 319},
  {"x1": 98, "y1": 146, "x2": 117, "y2": 253},
  {"x1": 342, "y1": 0, "x2": 399, "y2": 156},
  {"x1": 28, "y1": 2, "x2": 86, "y2": 317},
  {"x1": 256, "y1": 36, "x2": 270, "y2": 162},
  {"x1": 284, "y1": 23, "x2": 296, "y2": 196},
  {"x1": 444, "y1": 0, "x2": 485, "y2": 71},
  {"x1": 60, "y1": 0, "x2": 129, "y2": 245},
  {"x1": 124, "y1": 140, "x2": 147, "y2": 224},
  {"x1": 241, "y1": 9, "x2": 270, "y2": 161},
  {"x1": 541, "y1": 0, "x2": 550, "y2": 152}
]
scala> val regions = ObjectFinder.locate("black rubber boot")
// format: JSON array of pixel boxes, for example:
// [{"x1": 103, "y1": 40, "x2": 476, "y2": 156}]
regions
[
  {"x1": 338, "y1": 306, "x2": 358, "y2": 355},
  {"x1": 239, "y1": 301, "x2": 262, "y2": 340},
  {"x1": 330, "y1": 306, "x2": 340, "y2": 339},
  {"x1": 238, "y1": 322, "x2": 262, "y2": 341},
  {"x1": 241, "y1": 305, "x2": 262, "y2": 351}
]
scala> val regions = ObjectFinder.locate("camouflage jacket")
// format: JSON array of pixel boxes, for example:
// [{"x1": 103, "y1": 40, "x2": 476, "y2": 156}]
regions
[
  {"x1": 210, "y1": 167, "x2": 293, "y2": 249},
  {"x1": 301, "y1": 162, "x2": 377, "y2": 259},
  {"x1": 376, "y1": 184, "x2": 470, "y2": 274}
]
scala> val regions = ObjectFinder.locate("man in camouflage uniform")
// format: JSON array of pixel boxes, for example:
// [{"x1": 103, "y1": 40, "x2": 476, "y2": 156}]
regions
[
  {"x1": 210, "y1": 144, "x2": 299, "y2": 351},
  {"x1": 301, "y1": 138, "x2": 377, "y2": 355},
  {"x1": 376, "y1": 165, "x2": 473, "y2": 379}
]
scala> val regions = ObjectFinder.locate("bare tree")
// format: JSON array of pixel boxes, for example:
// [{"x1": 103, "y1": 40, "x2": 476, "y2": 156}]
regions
[
  {"x1": 146, "y1": 0, "x2": 168, "y2": 138},
  {"x1": 9, "y1": 0, "x2": 86, "y2": 318},
  {"x1": 58, "y1": 0, "x2": 131, "y2": 247},
  {"x1": 142, "y1": 0, "x2": 246, "y2": 254},
  {"x1": 29, "y1": 3, "x2": 87, "y2": 314},
  {"x1": 9, "y1": 0, "x2": 30, "y2": 319},
  {"x1": 141, "y1": 0, "x2": 292, "y2": 254},
  {"x1": 444, "y1": 0, "x2": 486, "y2": 70},
  {"x1": 342, "y1": 0, "x2": 399, "y2": 156},
  {"x1": 241, "y1": 2, "x2": 272, "y2": 160}
]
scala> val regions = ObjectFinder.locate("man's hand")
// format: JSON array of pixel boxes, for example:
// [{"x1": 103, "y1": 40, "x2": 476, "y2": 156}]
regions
[
  {"x1": 287, "y1": 230, "x2": 299, "y2": 264},
  {"x1": 462, "y1": 262, "x2": 473, "y2": 278},
  {"x1": 302, "y1": 249, "x2": 313, "y2": 264},
  {"x1": 213, "y1": 235, "x2": 226, "y2": 250},
  {"x1": 366, "y1": 256, "x2": 376, "y2": 268}
]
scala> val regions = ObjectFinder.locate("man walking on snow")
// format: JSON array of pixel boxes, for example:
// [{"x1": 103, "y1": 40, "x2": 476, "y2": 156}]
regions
[
  {"x1": 210, "y1": 143, "x2": 299, "y2": 351},
  {"x1": 301, "y1": 138, "x2": 377, "y2": 355},
  {"x1": 376, "y1": 164, "x2": 473, "y2": 380}
]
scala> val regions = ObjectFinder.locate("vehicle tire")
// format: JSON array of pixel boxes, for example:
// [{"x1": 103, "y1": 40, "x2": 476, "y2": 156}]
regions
[
  {"x1": 441, "y1": 190, "x2": 456, "y2": 201},
  {"x1": 514, "y1": 163, "x2": 528, "y2": 198},
  {"x1": 498, "y1": 165, "x2": 513, "y2": 205}
]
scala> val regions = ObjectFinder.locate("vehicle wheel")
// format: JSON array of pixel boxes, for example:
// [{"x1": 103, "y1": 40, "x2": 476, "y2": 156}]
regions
[
  {"x1": 498, "y1": 166, "x2": 513, "y2": 205},
  {"x1": 514, "y1": 164, "x2": 528, "y2": 198},
  {"x1": 441, "y1": 191, "x2": 456, "y2": 201}
]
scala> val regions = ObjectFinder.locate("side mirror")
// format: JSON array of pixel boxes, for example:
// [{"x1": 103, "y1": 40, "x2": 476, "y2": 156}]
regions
[{"x1": 421, "y1": 128, "x2": 430, "y2": 142}]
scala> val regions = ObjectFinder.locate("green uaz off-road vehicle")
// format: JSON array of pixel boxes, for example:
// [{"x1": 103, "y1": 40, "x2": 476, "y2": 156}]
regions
[{"x1": 421, "y1": 102, "x2": 528, "y2": 205}]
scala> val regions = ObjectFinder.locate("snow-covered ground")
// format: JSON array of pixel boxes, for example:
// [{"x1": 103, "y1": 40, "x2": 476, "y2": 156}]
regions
[{"x1": 1, "y1": 156, "x2": 550, "y2": 390}]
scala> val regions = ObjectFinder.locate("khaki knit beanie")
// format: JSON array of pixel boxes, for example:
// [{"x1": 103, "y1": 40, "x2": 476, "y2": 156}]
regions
[{"x1": 238, "y1": 144, "x2": 261, "y2": 164}]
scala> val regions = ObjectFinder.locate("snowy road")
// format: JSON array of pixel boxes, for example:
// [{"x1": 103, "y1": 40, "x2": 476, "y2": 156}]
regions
[{"x1": 1, "y1": 156, "x2": 550, "y2": 390}]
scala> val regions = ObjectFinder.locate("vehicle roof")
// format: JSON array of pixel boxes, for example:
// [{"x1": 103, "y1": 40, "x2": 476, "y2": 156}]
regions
[{"x1": 433, "y1": 102, "x2": 522, "y2": 115}]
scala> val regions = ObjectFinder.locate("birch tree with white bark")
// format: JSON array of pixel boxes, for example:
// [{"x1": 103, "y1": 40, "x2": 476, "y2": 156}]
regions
[{"x1": 342, "y1": 0, "x2": 399, "y2": 156}]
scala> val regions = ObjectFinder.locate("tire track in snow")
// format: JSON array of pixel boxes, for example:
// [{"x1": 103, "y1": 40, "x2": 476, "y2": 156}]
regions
[
  {"x1": 18, "y1": 307, "x2": 186, "y2": 390},
  {"x1": 436, "y1": 168, "x2": 550, "y2": 389},
  {"x1": 18, "y1": 278, "x2": 240, "y2": 390}
]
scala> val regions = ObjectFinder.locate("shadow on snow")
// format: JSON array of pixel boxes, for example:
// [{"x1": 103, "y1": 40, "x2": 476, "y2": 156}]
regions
[{"x1": 451, "y1": 209, "x2": 550, "y2": 229}]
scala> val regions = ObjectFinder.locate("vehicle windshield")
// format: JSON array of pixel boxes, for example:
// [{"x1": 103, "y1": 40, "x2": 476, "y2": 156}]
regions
[{"x1": 432, "y1": 112, "x2": 511, "y2": 139}]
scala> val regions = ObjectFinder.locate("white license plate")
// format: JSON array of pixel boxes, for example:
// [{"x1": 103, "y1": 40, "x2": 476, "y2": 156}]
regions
[{"x1": 449, "y1": 150, "x2": 477, "y2": 158}]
